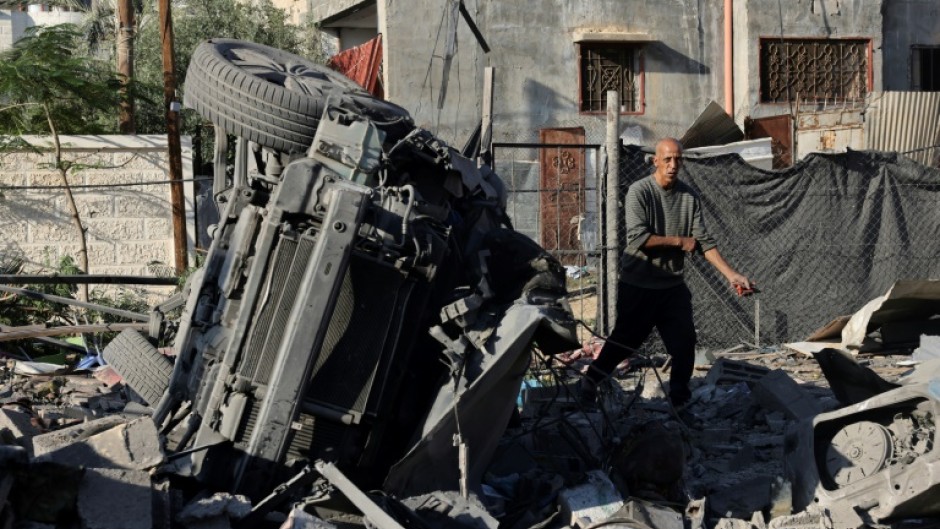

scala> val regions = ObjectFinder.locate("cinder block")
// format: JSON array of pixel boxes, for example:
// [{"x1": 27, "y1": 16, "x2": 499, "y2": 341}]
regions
[
  {"x1": 116, "y1": 241, "x2": 171, "y2": 265},
  {"x1": 33, "y1": 416, "x2": 164, "y2": 470},
  {"x1": 753, "y1": 370, "x2": 822, "y2": 420},
  {"x1": 78, "y1": 468, "x2": 152, "y2": 529},
  {"x1": 558, "y1": 470, "x2": 624, "y2": 529},
  {"x1": 85, "y1": 218, "x2": 145, "y2": 242},
  {"x1": 705, "y1": 358, "x2": 771, "y2": 386}
]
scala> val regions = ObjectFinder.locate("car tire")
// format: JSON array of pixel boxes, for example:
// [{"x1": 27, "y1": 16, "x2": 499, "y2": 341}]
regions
[
  {"x1": 184, "y1": 38, "x2": 413, "y2": 154},
  {"x1": 102, "y1": 328, "x2": 173, "y2": 406}
]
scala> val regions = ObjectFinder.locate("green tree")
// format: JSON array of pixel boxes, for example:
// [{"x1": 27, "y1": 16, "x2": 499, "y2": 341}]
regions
[
  {"x1": 0, "y1": 25, "x2": 133, "y2": 299},
  {"x1": 0, "y1": 24, "x2": 124, "y2": 135}
]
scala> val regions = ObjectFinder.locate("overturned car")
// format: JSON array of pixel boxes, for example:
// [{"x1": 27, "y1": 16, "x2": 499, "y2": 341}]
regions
[{"x1": 104, "y1": 39, "x2": 577, "y2": 510}]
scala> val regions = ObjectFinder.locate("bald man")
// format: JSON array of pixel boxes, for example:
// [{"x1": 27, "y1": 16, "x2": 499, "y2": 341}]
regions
[{"x1": 582, "y1": 138, "x2": 751, "y2": 407}]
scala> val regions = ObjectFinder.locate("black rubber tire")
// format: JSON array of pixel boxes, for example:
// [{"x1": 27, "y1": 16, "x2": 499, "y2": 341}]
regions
[
  {"x1": 102, "y1": 329, "x2": 173, "y2": 406},
  {"x1": 184, "y1": 38, "x2": 413, "y2": 154}
]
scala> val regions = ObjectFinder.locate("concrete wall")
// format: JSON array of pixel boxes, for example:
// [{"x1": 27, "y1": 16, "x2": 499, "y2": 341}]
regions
[
  {"x1": 0, "y1": 136, "x2": 195, "y2": 276},
  {"x1": 381, "y1": 1, "x2": 724, "y2": 147},
  {"x1": 733, "y1": 0, "x2": 884, "y2": 122},
  {"x1": 381, "y1": 1, "x2": 885, "y2": 149},
  {"x1": 0, "y1": 9, "x2": 84, "y2": 51},
  {"x1": 883, "y1": 0, "x2": 940, "y2": 90}
]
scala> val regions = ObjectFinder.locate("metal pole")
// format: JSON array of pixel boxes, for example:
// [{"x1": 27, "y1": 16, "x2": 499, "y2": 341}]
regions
[
  {"x1": 480, "y1": 67, "x2": 494, "y2": 166},
  {"x1": 604, "y1": 91, "x2": 620, "y2": 333},
  {"x1": 159, "y1": 0, "x2": 189, "y2": 274}
]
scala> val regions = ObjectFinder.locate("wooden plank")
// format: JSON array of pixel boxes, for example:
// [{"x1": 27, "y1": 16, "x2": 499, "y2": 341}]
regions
[{"x1": 0, "y1": 323, "x2": 148, "y2": 342}]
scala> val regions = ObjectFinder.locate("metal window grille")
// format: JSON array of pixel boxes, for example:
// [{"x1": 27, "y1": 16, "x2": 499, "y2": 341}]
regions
[
  {"x1": 580, "y1": 44, "x2": 640, "y2": 113},
  {"x1": 912, "y1": 46, "x2": 940, "y2": 91},
  {"x1": 760, "y1": 39, "x2": 869, "y2": 104}
]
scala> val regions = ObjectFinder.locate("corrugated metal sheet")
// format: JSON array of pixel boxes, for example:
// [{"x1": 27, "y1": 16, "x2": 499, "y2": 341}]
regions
[{"x1": 865, "y1": 91, "x2": 940, "y2": 166}]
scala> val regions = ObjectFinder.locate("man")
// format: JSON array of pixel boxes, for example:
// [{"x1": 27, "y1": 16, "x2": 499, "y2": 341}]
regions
[{"x1": 582, "y1": 138, "x2": 751, "y2": 407}]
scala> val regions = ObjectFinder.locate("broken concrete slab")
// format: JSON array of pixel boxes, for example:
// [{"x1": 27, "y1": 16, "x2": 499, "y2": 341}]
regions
[
  {"x1": 0, "y1": 408, "x2": 41, "y2": 449},
  {"x1": 78, "y1": 468, "x2": 152, "y2": 529},
  {"x1": 752, "y1": 370, "x2": 821, "y2": 420},
  {"x1": 32, "y1": 415, "x2": 163, "y2": 470},
  {"x1": 557, "y1": 470, "x2": 624, "y2": 529}
]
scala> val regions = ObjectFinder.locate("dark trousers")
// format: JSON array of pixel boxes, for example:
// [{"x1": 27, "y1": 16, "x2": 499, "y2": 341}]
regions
[{"x1": 586, "y1": 282, "x2": 696, "y2": 404}]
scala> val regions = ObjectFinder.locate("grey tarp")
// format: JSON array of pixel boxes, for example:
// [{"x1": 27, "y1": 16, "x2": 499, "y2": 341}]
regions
[{"x1": 618, "y1": 146, "x2": 940, "y2": 349}]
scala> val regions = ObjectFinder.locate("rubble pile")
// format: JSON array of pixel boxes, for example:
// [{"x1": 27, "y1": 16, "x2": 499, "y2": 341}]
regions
[{"x1": 0, "y1": 343, "x2": 928, "y2": 529}]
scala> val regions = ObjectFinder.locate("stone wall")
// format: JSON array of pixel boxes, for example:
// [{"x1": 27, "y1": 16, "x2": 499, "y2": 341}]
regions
[{"x1": 0, "y1": 135, "x2": 195, "y2": 277}]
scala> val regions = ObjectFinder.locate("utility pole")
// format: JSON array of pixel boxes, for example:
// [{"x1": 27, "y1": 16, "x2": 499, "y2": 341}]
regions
[
  {"x1": 116, "y1": 0, "x2": 135, "y2": 133},
  {"x1": 159, "y1": 0, "x2": 188, "y2": 273}
]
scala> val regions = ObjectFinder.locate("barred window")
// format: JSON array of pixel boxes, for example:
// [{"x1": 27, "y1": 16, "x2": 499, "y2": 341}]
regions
[
  {"x1": 579, "y1": 43, "x2": 642, "y2": 113},
  {"x1": 912, "y1": 46, "x2": 940, "y2": 91},
  {"x1": 759, "y1": 38, "x2": 870, "y2": 104}
]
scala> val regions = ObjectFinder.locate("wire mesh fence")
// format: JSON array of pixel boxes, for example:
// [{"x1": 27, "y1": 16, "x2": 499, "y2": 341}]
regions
[
  {"x1": 492, "y1": 142, "x2": 603, "y2": 341},
  {"x1": 616, "y1": 144, "x2": 940, "y2": 354},
  {"x1": 489, "y1": 134, "x2": 940, "y2": 355}
]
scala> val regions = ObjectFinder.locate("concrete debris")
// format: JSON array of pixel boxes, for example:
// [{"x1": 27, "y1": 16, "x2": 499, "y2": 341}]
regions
[
  {"x1": 0, "y1": 407, "x2": 41, "y2": 449},
  {"x1": 279, "y1": 507, "x2": 338, "y2": 529},
  {"x1": 616, "y1": 499, "x2": 684, "y2": 529},
  {"x1": 178, "y1": 493, "x2": 251, "y2": 528},
  {"x1": 78, "y1": 468, "x2": 152, "y2": 529},
  {"x1": 33, "y1": 415, "x2": 163, "y2": 470},
  {"x1": 752, "y1": 370, "x2": 822, "y2": 420},
  {"x1": 557, "y1": 470, "x2": 624, "y2": 529}
]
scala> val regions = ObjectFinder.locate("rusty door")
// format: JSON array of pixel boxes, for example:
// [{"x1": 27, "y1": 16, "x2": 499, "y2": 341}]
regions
[
  {"x1": 745, "y1": 115, "x2": 793, "y2": 168},
  {"x1": 539, "y1": 127, "x2": 585, "y2": 265}
]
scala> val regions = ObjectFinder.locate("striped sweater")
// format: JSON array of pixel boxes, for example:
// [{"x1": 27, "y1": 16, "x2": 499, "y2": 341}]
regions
[{"x1": 620, "y1": 175, "x2": 717, "y2": 289}]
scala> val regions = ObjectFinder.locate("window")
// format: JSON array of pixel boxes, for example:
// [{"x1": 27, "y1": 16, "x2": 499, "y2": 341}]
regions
[
  {"x1": 759, "y1": 38, "x2": 870, "y2": 104},
  {"x1": 579, "y1": 43, "x2": 642, "y2": 113},
  {"x1": 912, "y1": 46, "x2": 940, "y2": 91}
]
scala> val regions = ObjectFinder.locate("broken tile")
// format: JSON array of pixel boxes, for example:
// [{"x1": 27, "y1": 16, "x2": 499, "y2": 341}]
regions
[{"x1": 78, "y1": 468, "x2": 152, "y2": 529}]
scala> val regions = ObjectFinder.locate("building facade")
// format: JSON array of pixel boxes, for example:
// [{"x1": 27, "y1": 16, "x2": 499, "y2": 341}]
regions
[{"x1": 312, "y1": 0, "x2": 936, "y2": 149}]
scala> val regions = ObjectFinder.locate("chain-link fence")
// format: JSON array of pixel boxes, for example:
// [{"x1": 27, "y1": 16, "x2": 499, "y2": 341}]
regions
[
  {"x1": 465, "y1": 129, "x2": 939, "y2": 354},
  {"x1": 616, "y1": 144, "x2": 940, "y2": 354},
  {"x1": 492, "y1": 142, "x2": 603, "y2": 340}
]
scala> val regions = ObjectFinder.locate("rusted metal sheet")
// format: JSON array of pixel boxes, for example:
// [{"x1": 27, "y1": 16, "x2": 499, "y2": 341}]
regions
[
  {"x1": 744, "y1": 114, "x2": 793, "y2": 168},
  {"x1": 865, "y1": 91, "x2": 940, "y2": 166},
  {"x1": 326, "y1": 34, "x2": 384, "y2": 98},
  {"x1": 538, "y1": 127, "x2": 585, "y2": 265}
]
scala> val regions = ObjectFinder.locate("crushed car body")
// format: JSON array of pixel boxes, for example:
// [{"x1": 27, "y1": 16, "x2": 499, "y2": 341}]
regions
[
  {"x1": 787, "y1": 350, "x2": 940, "y2": 527},
  {"x1": 101, "y1": 38, "x2": 578, "y2": 508}
]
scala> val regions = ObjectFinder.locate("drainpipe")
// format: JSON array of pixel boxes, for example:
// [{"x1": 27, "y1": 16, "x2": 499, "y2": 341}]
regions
[{"x1": 724, "y1": 0, "x2": 733, "y2": 117}]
